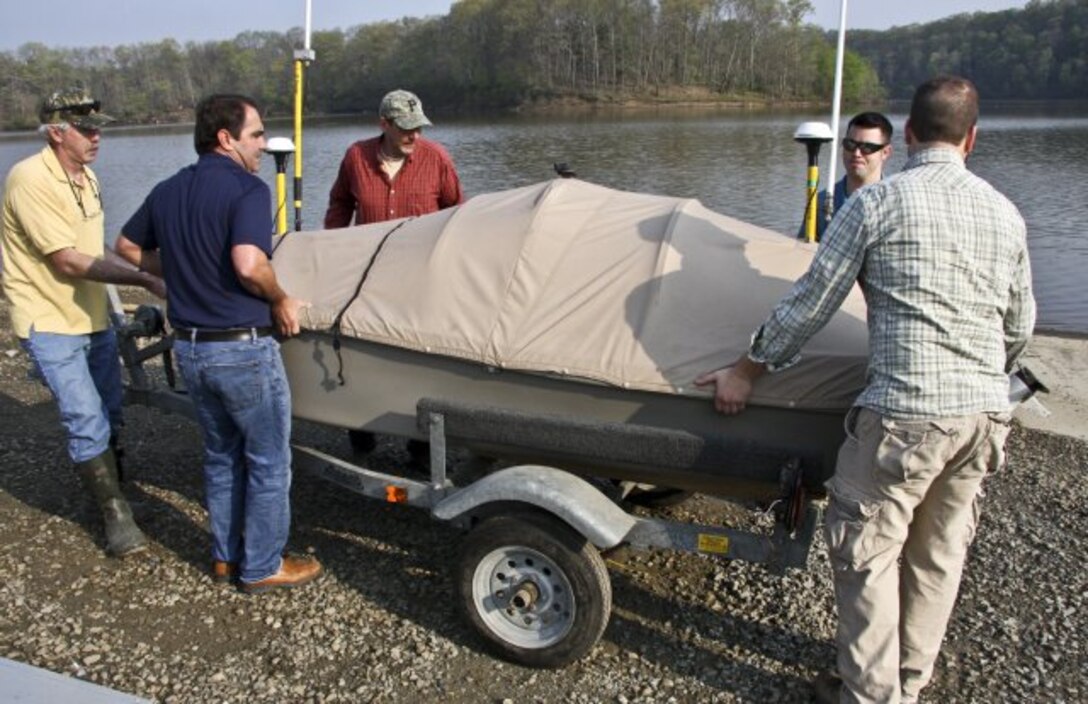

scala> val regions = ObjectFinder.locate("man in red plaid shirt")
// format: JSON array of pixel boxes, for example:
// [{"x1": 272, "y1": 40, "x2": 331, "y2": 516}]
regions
[
  {"x1": 323, "y1": 89, "x2": 463, "y2": 228},
  {"x1": 324, "y1": 89, "x2": 464, "y2": 459}
]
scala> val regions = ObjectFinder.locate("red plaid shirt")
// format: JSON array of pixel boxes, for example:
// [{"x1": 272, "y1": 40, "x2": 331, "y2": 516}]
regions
[{"x1": 323, "y1": 135, "x2": 463, "y2": 227}]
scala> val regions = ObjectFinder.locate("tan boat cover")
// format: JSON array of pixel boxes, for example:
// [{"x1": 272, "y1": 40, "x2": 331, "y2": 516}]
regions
[{"x1": 272, "y1": 179, "x2": 869, "y2": 410}]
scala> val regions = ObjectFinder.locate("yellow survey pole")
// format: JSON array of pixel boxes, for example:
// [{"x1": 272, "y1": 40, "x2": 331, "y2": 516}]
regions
[
  {"x1": 803, "y1": 161, "x2": 820, "y2": 242},
  {"x1": 266, "y1": 138, "x2": 294, "y2": 235},
  {"x1": 292, "y1": 0, "x2": 315, "y2": 231},
  {"x1": 792, "y1": 0, "x2": 848, "y2": 243},
  {"x1": 794, "y1": 122, "x2": 833, "y2": 243},
  {"x1": 277, "y1": 167, "x2": 289, "y2": 234}
]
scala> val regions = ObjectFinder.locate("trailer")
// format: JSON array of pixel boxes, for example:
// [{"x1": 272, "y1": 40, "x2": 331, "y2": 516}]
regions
[{"x1": 116, "y1": 179, "x2": 873, "y2": 667}]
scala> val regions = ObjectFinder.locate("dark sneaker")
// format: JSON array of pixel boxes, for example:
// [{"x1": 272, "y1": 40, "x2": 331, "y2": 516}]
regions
[{"x1": 813, "y1": 669, "x2": 842, "y2": 704}]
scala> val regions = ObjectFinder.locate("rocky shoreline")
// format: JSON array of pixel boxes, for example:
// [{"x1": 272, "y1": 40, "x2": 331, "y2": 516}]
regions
[{"x1": 1, "y1": 294, "x2": 1085, "y2": 703}]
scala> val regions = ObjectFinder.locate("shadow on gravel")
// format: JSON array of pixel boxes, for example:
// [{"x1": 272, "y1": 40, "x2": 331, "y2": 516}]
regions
[
  {"x1": 606, "y1": 570, "x2": 833, "y2": 700},
  {"x1": 288, "y1": 459, "x2": 487, "y2": 655},
  {"x1": 287, "y1": 444, "x2": 837, "y2": 689},
  {"x1": 0, "y1": 390, "x2": 214, "y2": 574},
  {"x1": 0, "y1": 376, "x2": 486, "y2": 656},
  {"x1": 0, "y1": 390, "x2": 103, "y2": 536},
  {"x1": 0, "y1": 382, "x2": 832, "y2": 692},
  {"x1": 0, "y1": 391, "x2": 82, "y2": 511}
]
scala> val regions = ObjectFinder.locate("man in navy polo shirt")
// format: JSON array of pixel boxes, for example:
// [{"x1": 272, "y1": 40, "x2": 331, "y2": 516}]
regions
[{"x1": 115, "y1": 94, "x2": 322, "y2": 594}]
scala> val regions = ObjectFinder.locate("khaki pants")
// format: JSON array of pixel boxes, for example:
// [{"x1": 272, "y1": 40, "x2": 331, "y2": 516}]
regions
[{"x1": 824, "y1": 407, "x2": 1010, "y2": 704}]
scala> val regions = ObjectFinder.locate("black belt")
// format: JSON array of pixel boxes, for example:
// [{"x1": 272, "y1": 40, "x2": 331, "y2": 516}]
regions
[{"x1": 174, "y1": 327, "x2": 275, "y2": 342}]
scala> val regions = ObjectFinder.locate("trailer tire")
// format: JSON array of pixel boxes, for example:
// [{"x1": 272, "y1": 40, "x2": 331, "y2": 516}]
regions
[{"x1": 457, "y1": 511, "x2": 611, "y2": 668}]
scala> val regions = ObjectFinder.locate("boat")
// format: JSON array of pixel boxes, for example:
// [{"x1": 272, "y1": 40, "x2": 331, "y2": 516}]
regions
[{"x1": 271, "y1": 177, "x2": 870, "y2": 501}]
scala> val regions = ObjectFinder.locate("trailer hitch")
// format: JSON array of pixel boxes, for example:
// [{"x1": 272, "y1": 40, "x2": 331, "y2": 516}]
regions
[{"x1": 114, "y1": 304, "x2": 176, "y2": 390}]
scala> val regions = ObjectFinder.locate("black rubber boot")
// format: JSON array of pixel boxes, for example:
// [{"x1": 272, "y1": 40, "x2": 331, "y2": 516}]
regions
[
  {"x1": 109, "y1": 433, "x2": 125, "y2": 483},
  {"x1": 76, "y1": 449, "x2": 148, "y2": 557}
]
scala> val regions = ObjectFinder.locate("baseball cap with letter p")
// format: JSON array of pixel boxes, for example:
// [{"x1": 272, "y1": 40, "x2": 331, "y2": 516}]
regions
[{"x1": 379, "y1": 89, "x2": 432, "y2": 131}]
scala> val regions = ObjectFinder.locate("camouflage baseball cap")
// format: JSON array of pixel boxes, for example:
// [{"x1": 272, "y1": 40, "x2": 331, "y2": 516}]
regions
[
  {"x1": 39, "y1": 87, "x2": 116, "y2": 130},
  {"x1": 379, "y1": 89, "x2": 432, "y2": 131}
]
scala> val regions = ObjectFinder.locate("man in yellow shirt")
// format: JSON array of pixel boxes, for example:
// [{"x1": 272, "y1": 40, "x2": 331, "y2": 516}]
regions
[{"x1": 1, "y1": 88, "x2": 165, "y2": 556}]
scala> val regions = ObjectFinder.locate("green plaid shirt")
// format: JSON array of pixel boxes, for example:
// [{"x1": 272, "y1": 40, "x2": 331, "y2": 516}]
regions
[{"x1": 751, "y1": 147, "x2": 1035, "y2": 419}]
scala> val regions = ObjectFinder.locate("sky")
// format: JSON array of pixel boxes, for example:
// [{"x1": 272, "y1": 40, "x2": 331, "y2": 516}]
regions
[{"x1": 0, "y1": 0, "x2": 1031, "y2": 51}]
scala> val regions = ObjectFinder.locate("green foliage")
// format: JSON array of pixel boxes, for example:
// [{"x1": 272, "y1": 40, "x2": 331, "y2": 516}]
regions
[
  {"x1": 847, "y1": 0, "x2": 1088, "y2": 100},
  {"x1": 13, "y1": 0, "x2": 1077, "y2": 128},
  {"x1": 5, "y1": 0, "x2": 1083, "y2": 130},
  {"x1": 0, "y1": 0, "x2": 880, "y2": 129},
  {"x1": 813, "y1": 45, "x2": 885, "y2": 104}
]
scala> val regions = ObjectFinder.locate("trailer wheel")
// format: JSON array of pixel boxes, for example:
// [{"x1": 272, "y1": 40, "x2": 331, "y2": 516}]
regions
[{"x1": 457, "y1": 512, "x2": 611, "y2": 668}]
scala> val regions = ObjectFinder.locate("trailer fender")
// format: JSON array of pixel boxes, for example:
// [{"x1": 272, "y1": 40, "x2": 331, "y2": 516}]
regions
[{"x1": 433, "y1": 465, "x2": 636, "y2": 549}]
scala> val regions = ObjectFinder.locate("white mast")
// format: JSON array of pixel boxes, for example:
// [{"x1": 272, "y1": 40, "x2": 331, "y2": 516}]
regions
[
  {"x1": 304, "y1": 0, "x2": 313, "y2": 51},
  {"x1": 823, "y1": 0, "x2": 849, "y2": 223}
]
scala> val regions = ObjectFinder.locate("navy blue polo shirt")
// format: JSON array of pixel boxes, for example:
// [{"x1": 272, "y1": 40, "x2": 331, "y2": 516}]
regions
[{"x1": 122, "y1": 153, "x2": 273, "y2": 329}]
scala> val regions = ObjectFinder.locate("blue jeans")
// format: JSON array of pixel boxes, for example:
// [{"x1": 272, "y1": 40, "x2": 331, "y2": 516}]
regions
[
  {"x1": 22, "y1": 327, "x2": 123, "y2": 463},
  {"x1": 175, "y1": 336, "x2": 292, "y2": 583}
]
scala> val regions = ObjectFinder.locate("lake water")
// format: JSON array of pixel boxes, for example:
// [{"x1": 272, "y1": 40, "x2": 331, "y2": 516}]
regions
[{"x1": 2, "y1": 108, "x2": 1086, "y2": 334}]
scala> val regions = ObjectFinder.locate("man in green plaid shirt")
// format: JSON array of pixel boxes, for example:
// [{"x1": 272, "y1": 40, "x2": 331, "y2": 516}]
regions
[{"x1": 697, "y1": 76, "x2": 1035, "y2": 703}]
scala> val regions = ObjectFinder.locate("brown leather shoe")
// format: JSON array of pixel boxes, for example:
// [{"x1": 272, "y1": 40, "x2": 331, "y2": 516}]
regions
[
  {"x1": 211, "y1": 560, "x2": 238, "y2": 584},
  {"x1": 240, "y1": 555, "x2": 323, "y2": 594}
]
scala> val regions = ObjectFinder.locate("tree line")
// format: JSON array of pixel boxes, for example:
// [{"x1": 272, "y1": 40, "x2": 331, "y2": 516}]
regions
[
  {"x1": 846, "y1": 0, "x2": 1087, "y2": 100},
  {"x1": 3, "y1": 0, "x2": 1083, "y2": 131},
  {"x1": 0, "y1": 0, "x2": 885, "y2": 130}
]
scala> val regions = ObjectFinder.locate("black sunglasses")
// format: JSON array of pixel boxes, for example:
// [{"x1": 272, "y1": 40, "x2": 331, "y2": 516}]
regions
[
  {"x1": 61, "y1": 101, "x2": 102, "y2": 116},
  {"x1": 842, "y1": 138, "x2": 887, "y2": 155}
]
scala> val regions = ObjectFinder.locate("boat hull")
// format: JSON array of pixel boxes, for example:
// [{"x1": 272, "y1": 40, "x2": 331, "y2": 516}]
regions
[{"x1": 282, "y1": 332, "x2": 847, "y2": 501}]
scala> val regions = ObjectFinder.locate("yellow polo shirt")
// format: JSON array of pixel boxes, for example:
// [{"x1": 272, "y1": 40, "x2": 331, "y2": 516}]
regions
[{"x1": 1, "y1": 146, "x2": 109, "y2": 338}]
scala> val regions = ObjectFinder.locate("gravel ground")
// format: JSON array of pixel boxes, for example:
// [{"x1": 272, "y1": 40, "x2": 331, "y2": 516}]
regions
[{"x1": 1, "y1": 293, "x2": 1085, "y2": 703}]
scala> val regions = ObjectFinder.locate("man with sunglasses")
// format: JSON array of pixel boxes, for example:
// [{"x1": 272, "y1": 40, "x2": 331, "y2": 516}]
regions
[
  {"x1": 799, "y1": 111, "x2": 893, "y2": 242},
  {"x1": 324, "y1": 89, "x2": 464, "y2": 463},
  {"x1": 1, "y1": 88, "x2": 165, "y2": 557},
  {"x1": 698, "y1": 76, "x2": 1034, "y2": 703}
]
